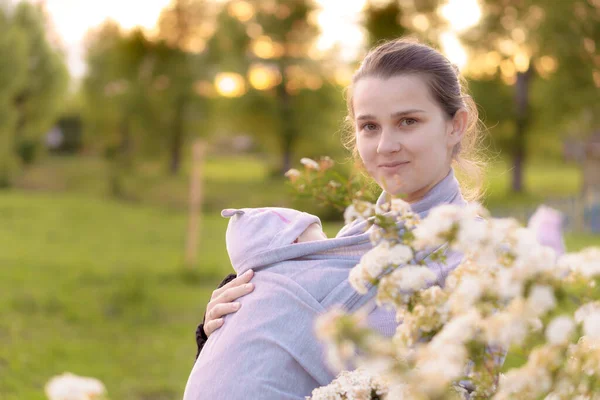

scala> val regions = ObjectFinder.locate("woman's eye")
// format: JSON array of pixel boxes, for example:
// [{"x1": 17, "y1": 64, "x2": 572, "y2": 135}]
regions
[
  {"x1": 400, "y1": 118, "x2": 418, "y2": 126},
  {"x1": 362, "y1": 123, "x2": 378, "y2": 131}
]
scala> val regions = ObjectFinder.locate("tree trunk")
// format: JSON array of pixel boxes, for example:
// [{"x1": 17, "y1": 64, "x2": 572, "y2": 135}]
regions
[
  {"x1": 512, "y1": 67, "x2": 532, "y2": 193},
  {"x1": 109, "y1": 116, "x2": 132, "y2": 198},
  {"x1": 276, "y1": 61, "x2": 295, "y2": 174},
  {"x1": 169, "y1": 95, "x2": 185, "y2": 175}
]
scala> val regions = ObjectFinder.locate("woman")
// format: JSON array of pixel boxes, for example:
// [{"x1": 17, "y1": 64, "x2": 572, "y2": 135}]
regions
[{"x1": 190, "y1": 37, "x2": 485, "y2": 397}]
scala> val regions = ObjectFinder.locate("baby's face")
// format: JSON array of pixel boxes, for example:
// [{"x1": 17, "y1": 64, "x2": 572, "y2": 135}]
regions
[{"x1": 295, "y1": 223, "x2": 327, "y2": 243}]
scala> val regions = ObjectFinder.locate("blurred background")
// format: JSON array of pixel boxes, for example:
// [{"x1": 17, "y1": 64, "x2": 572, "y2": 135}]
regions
[{"x1": 0, "y1": 0, "x2": 598, "y2": 398}]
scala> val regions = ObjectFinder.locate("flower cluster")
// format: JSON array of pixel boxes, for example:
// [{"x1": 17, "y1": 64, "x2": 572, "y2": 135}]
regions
[
  {"x1": 306, "y1": 369, "x2": 389, "y2": 400},
  {"x1": 285, "y1": 157, "x2": 380, "y2": 213},
  {"x1": 310, "y1": 198, "x2": 600, "y2": 400},
  {"x1": 45, "y1": 373, "x2": 107, "y2": 400}
]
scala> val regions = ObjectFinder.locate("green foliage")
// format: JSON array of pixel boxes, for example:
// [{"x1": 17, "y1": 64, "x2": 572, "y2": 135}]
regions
[
  {"x1": 11, "y1": 2, "x2": 69, "y2": 162},
  {"x1": 462, "y1": 0, "x2": 600, "y2": 190},
  {"x1": 0, "y1": 1, "x2": 67, "y2": 185},
  {"x1": 0, "y1": 7, "x2": 27, "y2": 186},
  {"x1": 363, "y1": 1, "x2": 408, "y2": 47},
  {"x1": 362, "y1": 0, "x2": 448, "y2": 47}
]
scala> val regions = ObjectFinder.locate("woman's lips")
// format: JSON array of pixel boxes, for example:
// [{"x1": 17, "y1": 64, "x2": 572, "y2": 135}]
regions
[{"x1": 379, "y1": 161, "x2": 410, "y2": 172}]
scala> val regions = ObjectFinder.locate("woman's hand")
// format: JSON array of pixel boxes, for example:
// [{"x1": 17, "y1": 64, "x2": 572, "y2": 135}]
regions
[{"x1": 204, "y1": 269, "x2": 255, "y2": 337}]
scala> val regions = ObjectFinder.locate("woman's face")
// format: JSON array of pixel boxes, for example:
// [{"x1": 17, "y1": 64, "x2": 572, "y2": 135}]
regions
[{"x1": 352, "y1": 74, "x2": 466, "y2": 202}]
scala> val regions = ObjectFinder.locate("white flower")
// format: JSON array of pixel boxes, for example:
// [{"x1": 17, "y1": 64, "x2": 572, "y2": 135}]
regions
[
  {"x1": 375, "y1": 202, "x2": 390, "y2": 215},
  {"x1": 456, "y1": 217, "x2": 489, "y2": 251},
  {"x1": 527, "y1": 285, "x2": 556, "y2": 317},
  {"x1": 575, "y1": 301, "x2": 600, "y2": 323},
  {"x1": 390, "y1": 198, "x2": 411, "y2": 214},
  {"x1": 349, "y1": 266, "x2": 369, "y2": 294},
  {"x1": 484, "y1": 311, "x2": 528, "y2": 347},
  {"x1": 559, "y1": 247, "x2": 600, "y2": 277},
  {"x1": 343, "y1": 205, "x2": 362, "y2": 225},
  {"x1": 315, "y1": 308, "x2": 345, "y2": 341},
  {"x1": 369, "y1": 226, "x2": 384, "y2": 246},
  {"x1": 358, "y1": 241, "x2": 392, "y2": 279},
  {"x1": 583, "y1": 312, "x2": 600, "y2": 339},
  {"x1": 435, "y1": 310, "x2": 481, "y2": 345},
  {"x1": 545, "y1": 316, "x2": 575, "y2": 345},
  {"x1": 45, "y1": 373, "x2": 106, "y2": 400},
  {"x1": 513, "y1": 227, "x2": 542, "y2": 260},
  {"x1": 388, "y1": 244, "x2": 413, "y2": 265},
  {"x1": 413, "y1": 205, "x2": 461, "y2": 249},
  {"x1": 495, "y1": 268, "x2": 523, "y2": 300},
  {"x1": 284, "y1": 168, "x2": 301, "y2": 181},
  {"x1": 300, "y1": 157, "x2": 320, "y2": 170},
  {"x1": 308, "y1": 369, "x2": 388, "y2": 400},
  {"x1": 390, "y1": 266, "x2": 437, "y2": 293},
  {"x1": 449, "y1": 276, "x2": 482, "y2": 312}
]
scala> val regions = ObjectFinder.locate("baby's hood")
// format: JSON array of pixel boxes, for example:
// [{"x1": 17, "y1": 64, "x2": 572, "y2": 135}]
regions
[{"x1": 221, "y1": 207, "x2": 322, "y2": 274}]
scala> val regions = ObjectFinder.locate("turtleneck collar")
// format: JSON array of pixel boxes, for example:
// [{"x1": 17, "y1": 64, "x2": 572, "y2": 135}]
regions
[
  {"x1": 338, "y1": 169, "x2": 466, "y2": 238},
  {"x1": 376, "y1": 168, "x2": 466, "y2": 217}
]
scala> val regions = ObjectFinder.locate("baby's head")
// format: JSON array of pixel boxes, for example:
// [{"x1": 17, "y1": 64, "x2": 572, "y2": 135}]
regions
[
  {"x1": 221, "y1": 207, "x2": 327, "y2": 269},
  {"x1": 295, "y1": 222, "x2": 327, "y2": 243}
]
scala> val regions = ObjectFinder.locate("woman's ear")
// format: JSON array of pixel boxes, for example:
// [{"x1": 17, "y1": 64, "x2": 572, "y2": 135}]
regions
[{"x1": 448, "y1": 108, "x2": 468, "y2": 146}]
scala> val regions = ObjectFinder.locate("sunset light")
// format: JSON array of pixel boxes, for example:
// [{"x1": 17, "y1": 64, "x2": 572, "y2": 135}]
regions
[
  {"x1": 32, "y1": 0, "x2": 484, "y2": 76},
  {"x1": 215, "y1": 72, "x2": 246, "y2": 97}
]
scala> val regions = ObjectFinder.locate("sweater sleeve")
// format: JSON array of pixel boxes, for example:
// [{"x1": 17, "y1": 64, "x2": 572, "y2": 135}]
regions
[{"x1": 195, "y1": 273, "x2": 237, "y2": 360}]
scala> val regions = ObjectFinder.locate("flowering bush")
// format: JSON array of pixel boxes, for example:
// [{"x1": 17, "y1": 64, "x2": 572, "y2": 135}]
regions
[
  {"x1": 45, "y1": 373, "x2": 107, "y2": 400},
  {"x1": 288, "y1": 159, "x2": 600, "y2": 400}
]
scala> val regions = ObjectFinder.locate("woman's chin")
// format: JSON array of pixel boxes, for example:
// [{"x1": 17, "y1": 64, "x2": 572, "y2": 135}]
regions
[{"x1": 380, "y1": 182, "x2": 411, "y2": 198}]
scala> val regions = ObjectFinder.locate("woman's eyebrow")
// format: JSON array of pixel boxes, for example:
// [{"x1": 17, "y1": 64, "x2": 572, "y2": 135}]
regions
[
  {"x1": 391, "y1": 109, "x2": 426, "y2": 118},
  {"x1": 356, "y1": 109, "x2": 426, "y2": 121},
  {"x1": 356, "y1": 114, "x2": 376, "y2": 121}
]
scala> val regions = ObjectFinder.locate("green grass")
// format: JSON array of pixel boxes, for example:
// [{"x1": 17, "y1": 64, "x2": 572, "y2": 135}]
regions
[
  {"x1": 14, "y1": 155, "x2": 289, "y2": 212},
  {"x1": 483, "y1": 159, "x2": 582, "y2": 209},
  {"x1": 16, "y1": 155, "x2": 585, "y2": 214},
  {"x1": 0, "y1": 191, "x2": 232, "y2": 400}
]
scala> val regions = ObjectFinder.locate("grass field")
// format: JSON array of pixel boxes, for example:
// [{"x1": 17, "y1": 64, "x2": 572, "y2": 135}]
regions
[
  {"x1": 2, "y1": 155, "x2": 598, "y2": 399},
  {"x1": 15, "y1": 154, "x2": 586, "y2": 214}
]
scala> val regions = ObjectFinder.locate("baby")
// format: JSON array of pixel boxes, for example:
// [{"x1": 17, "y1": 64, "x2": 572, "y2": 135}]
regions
[
  {"x1": 184, "y1": 207, "x2": 381, "y2": 400},
  {"x1": 221, "y1": 207, "x2": 328, "y2": 272}
]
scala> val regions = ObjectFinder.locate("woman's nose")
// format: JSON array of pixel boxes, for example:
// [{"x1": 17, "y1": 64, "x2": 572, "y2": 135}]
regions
[{"x1": 376, "y1": 129, "x2": 402, "y2": 154}]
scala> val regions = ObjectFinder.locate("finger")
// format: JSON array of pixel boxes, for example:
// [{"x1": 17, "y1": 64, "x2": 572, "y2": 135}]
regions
[
  {"x1": 211, "y1": 270, "x2": 254, "y2": 299},
  {"x1": 216, "y1": 283, "x2": 254, "y2": 304},
  {"x1": 207, "y1": 302, "x2": 241, "y2": 321},
  {"x1": 206, "y1": 284, "x2": 252, "y2": 318},
  {"x1": 204, "y1": 318, "x2": 224, "y2": 337}
]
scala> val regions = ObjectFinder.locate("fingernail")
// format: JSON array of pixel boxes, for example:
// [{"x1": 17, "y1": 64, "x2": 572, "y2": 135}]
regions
[
  {"x1": 216, "y1": 318, "x2": 224, "y2": 324},
  {"x1": 245, "y1": 269, "x2": 254, "y2": 276},
  {"x1": 245, "y1": 283, "x2": 254, "y2": 289},
  {"x1": 233, "y1": 302, "x2": 241, "y2": 310}
]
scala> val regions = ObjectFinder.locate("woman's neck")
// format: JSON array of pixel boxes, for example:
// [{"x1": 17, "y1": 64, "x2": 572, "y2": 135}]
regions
[{"x1": 405, "y1": 167, "x2": 452, "y2": 204}]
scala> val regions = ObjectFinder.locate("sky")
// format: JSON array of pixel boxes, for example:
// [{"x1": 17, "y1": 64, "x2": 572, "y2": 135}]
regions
[{"x1": 22, "y1": 0, "x2": 481, "y2": 78}]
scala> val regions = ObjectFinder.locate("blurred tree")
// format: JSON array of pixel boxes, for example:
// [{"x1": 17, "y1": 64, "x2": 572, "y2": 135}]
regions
[
  {"x1": 363, "y1": 0, "x2": 407, "y2": 47},
  {"x1": 209, "y1": 0, "x2": 331, "y2": 173},
  {"x1": 155, "y1": 0, "x2": 215, "y2": 175},
  {"x1": 82, "y1": 23, "x2": 157, "y2": 196},
  {"x1": 462, "y1": 0, "x2": 600, "y2": 192},
  {"x1": 0, "y1": 1, "x2": 67, "y2": 186},
  {"x1": 362, "y1": 0, "x2": 449, "y2": 47},
  {"x1": 0, "y1": 3, "x2": 27, "y2": 186},
  {"x1": 10, "y1": 1, "x2": 69, "y2": 165}
]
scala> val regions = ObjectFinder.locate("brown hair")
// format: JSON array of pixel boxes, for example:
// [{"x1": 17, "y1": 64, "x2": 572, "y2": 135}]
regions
[{"x1": 343, "y1": 37, "x2": 487, "y2": 201}]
